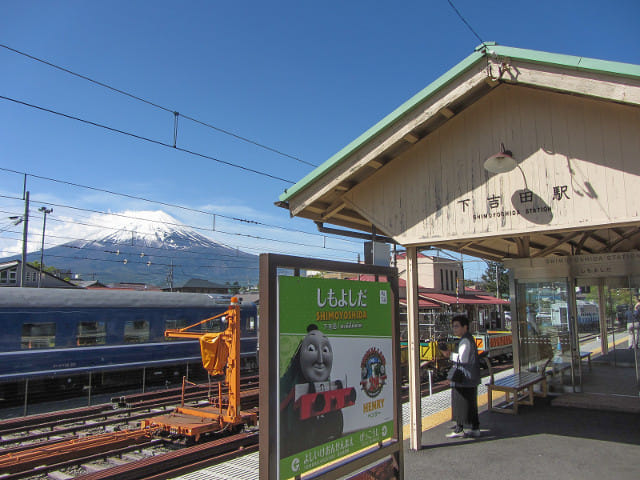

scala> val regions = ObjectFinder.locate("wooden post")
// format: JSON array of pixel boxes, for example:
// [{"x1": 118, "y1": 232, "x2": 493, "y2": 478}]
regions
[
  {"x1": 597, "y1": 279, "x2": 608, "y2": 355},
  {"x1": 87, "y1": 372, "x2": 92, "y2": 406},
  {"x1": 406, "y1": 246, "x2": 422, "y2": 450},
  {"x1": 23, "y1": 378, "x2": 29, "y2": 417}
]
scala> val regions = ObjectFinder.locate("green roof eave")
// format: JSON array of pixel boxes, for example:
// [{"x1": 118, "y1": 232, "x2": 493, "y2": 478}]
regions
[
  {"x1": 487, "y1": 44, "x2": 640, "y2": 79},
  {"x1": 279, "y1": 43, "x2": 640, "y2": 203}
]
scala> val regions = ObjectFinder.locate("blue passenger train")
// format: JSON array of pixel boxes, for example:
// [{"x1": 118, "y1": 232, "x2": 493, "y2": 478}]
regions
[{"x1": 0, "y1": 288, "x2": 258, "y2": 401}]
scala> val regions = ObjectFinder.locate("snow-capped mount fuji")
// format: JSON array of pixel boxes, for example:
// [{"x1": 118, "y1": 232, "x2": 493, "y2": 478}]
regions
[
  {"x1": 73, "y1": 211, "x2": 229, "y2": 252},
  {"x1": 4, "y1": 210, "x2": 259, "y2": 287}
]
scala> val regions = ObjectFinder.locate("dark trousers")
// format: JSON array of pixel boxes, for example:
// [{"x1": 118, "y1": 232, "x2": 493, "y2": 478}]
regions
[{"x1": 451, "y1": 385, "x2": 479, "y2": 429}]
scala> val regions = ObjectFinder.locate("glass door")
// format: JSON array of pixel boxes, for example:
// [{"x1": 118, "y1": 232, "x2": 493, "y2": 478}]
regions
[
  {"x1": 515, "y1": 279, "x2": 576, "y2": 392},
  {"x1": 627, "y1": 275, "x2": 640, "y2": 395},
  {"x1": 582, "y1": 276, "x2": 640, "y2": 396}
]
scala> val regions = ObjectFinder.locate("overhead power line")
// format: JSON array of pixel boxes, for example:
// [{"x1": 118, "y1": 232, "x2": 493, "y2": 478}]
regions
[
  {"x1": 446, "y1": 0, "x2": 486, "y2": 47},
  {"x1": 0, "y1": 204, "x2": 360, "y2": 256},
  {"x1": 0, "y1": 43, "x2": 317, "y2": 168},
  {"x1": 0, "y1": 232, "x2": 356, "y2": 265},
  {"x1": 0, "y1": 95, "x2": 295, "y2": 184},
  {"x1": 0, "y1": 200, "x2": 361, "y2": 260},
  {"x1": 0, "y1": 227, "x2": 260, "y2": 265},
  {"x1": 0, "y1": 167, "x2": 361, "y2": 244}
]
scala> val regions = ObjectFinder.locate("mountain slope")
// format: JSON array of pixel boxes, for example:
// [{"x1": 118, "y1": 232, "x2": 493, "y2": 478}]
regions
[{"x1": 2, "y1": 210, "x2": 258, "y2": 287}]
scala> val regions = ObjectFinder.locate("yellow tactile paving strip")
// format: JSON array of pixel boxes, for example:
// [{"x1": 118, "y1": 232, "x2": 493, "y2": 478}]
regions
[{"x1": 402, "y1": 391, "x2": 500, "y2": 437}]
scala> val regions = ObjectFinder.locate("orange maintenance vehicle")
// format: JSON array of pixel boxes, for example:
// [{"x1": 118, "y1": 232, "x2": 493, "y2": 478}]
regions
[{"x1": 141, "y1": 296, "x2": 257, "y2": 441}]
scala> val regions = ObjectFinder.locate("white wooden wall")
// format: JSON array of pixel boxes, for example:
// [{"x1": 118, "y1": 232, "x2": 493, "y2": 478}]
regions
[{"x1": 344, "y1": 85, "x2": 640, "y2": 246}]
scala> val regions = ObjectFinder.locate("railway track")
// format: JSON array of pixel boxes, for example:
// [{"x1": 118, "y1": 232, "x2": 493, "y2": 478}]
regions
[
  {"x1": 0, "y1": 359, "x2": 526, "y2": 479},
  {"x1": 0, "y1": 375, "x2": 260, "y2": 448},
  {"x1": 0, "y1": 429, "x2": 258, "y2": 480},
  {"x1": 0, "y1": 380, "x2": 260, "y2": 480}
]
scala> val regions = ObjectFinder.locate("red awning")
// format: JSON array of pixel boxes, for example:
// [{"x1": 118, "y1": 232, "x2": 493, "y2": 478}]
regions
[
  {"x1": 399, "y1": 298, "x2": 442, "y2": 308},
  {"x1": 420, "y1": 292, "x2": 509, "y2": 306}
]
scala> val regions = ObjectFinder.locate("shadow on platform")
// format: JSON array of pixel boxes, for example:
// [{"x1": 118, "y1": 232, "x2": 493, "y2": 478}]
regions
[{"x1": 404, "y1": 397, "x2": 639, "y2": 480}]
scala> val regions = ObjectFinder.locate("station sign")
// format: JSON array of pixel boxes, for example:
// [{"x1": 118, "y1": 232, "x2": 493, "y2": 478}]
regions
[{"x1": 278, "y1": 276, "x2": 394, "y2": 479}]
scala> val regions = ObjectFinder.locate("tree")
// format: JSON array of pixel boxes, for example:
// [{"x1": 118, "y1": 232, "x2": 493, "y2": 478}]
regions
[
  {"x1": 480, "y1": 261, "x2": 510, "y2": 299},
  {"x1": 226, "y1": 281, "x2": 241, "y2": 294},
  {"x1": 28, "y1": 261, "x2": 59, "y2": 275},
  {"x1": 28, "y1": 261, "x2": 72, "y2": 280}
]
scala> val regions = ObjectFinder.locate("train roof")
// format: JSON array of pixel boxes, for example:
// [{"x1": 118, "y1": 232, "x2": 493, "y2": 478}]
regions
[{"x1": 0, "y1": 288, "x2": 254, "y2": 309}]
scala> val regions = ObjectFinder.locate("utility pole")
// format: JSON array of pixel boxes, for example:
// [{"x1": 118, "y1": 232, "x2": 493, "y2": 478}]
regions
[
  {"x1": 20, "y1": 191, "x2": 29, "y2": 287},
  {"x1": 167, "y1": 260, "x2": 174, "y2": 292},
  {"x1": 37, "y1": 206, "x2": 53, "y2": 288}
]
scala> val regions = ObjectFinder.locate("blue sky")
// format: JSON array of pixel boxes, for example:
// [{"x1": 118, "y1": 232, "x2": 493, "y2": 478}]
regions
[{"x1": 1, "y1": 1, "x2": 639, "y2": 281}]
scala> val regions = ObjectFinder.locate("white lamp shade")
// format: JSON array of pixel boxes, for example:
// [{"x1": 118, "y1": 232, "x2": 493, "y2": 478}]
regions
[{"x1": 484, "y1": 152, "x2": 517, "y2": 173}]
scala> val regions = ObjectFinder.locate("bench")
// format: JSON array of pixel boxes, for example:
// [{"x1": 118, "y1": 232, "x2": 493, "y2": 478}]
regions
[
  {"x1": 546, "y1": 351, "x2": 592, "y2": 378},
  {"x1": 485, "y1": 360, "x2": 548, "y2": 414},
  {"x1": 580, "y1": 351, "x2": 592, "y2": 371}
]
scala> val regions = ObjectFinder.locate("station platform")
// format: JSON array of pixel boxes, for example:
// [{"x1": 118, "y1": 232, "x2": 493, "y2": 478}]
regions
[{"x1": 172, "y1": 334, "x2": 639, "y2": 480}]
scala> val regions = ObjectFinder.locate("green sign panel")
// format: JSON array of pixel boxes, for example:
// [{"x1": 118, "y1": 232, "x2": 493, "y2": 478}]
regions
[{"x1": 278, "y1": 276, "x2": 394, "y2": 479}]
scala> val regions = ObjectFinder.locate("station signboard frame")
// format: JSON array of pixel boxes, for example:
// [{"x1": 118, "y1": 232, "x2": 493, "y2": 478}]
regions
[{"x1": 259, "y1": 254, "x2": 403, "y2": 480}]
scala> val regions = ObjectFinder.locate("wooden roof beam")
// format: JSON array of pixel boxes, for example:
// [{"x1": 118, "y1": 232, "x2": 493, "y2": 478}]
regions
[
  {"x1": 321, "y1": 199, "x2": 347, "y2": 221},
  {"x1": 439, "y1": 107, "x2": 455, "y2": 119},
  {"x1": 334, "y1": 181, "x2": 356, "y2": 192},
  {"x1": 599, "y1": 227, "x2": 640, "y2": 252},
  {"x1": 531, "y1": 232, "x2": 581, "y2": 258},
  {"x1": 402, "y1": 132, "x2": 420, "y2": 144},
  {"x1": 331, "y1": 210, "x2": 373, "y2": 227},
  {"x1": 515, "y1": 236, "x2": 530, "y2": 257},
  {"x1": 575, "y1": 231, "x2": 593, "y2": 255},
  {"x1": 457, "y1": 242, "x2": 505, "y2": 261}
]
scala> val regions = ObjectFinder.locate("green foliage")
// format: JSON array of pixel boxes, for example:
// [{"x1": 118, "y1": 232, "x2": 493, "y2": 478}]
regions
[
  {"x1": 28, "y1": 261, "x2": 56, "y2": 274},
  {"x1": 227, "y1": 281, "x2": 241, "y2": 294},
  {"x1": 480, "y1": 261, "x2": 510, "y2": 299}
]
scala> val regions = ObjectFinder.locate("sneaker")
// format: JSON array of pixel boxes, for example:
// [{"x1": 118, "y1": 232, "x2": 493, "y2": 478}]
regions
[
  {"x1": 445, "y1": 430, "x2": 465, "y2": 438},
  {"x1": 465, "y1": 429, "x2": 481, "y2": 438}
]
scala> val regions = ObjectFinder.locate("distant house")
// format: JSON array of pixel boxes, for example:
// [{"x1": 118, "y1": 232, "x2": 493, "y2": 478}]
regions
[
  {"x1": 69, "y1": 279, "x2": 108, "y2": 289},
  {"x1": 395, "y1": 252, "x2": 464, "y2": 295},
  {"x1": 167, "y1": 278, "x2": 230, "y2": 294},
  {"x1": 106, "y1": 282, "x2": 162, "y2": 291},
  {"x1": 0, "y1": 260, "x2": 78, "y2": 288},
  {"x1": 238, "y1": 292, "x2": 259, "y2": 305}
]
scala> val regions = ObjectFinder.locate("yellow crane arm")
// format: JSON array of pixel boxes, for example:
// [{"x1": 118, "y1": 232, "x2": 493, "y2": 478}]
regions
[{"x1": 164, "y1": 297, "x2": 241, "y2": 422}]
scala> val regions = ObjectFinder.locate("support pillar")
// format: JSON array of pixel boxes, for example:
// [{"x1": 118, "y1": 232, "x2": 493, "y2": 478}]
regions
[
  {"x1": 597, "y1": 279, "x2": 608, "y2": 355},
  {"x1": 406, "y1": 246, "x2": 422, "y2": 450}
]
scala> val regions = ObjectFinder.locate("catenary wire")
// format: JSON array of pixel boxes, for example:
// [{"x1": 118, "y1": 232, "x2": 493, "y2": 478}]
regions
[
  {"x1": 0, "y1": 167, "x2": 360, "y2": 244},
  {"x1": 0, "y1": 205, "x2": 360, "y2": 256},
  {"x1": 0, "y1": 95, "x2": 295, "y2": 184},
  {"x1": 446, "y1": 0, "x2": 486, "y2": 47},
  {"x1": 0, "y1": 43, "x2": 317, "y2": 168},
  {"x1": 0, "y1": 226, "x2": 354, "y2": 265}
]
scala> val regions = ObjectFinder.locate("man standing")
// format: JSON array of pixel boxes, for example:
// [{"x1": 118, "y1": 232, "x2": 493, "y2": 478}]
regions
[{"x1": 441, "y1": 314, "x2": 481, "y2": 438}]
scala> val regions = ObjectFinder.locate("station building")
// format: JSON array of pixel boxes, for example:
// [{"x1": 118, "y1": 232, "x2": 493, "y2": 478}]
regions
[{"x1": 277, "y1": 43, "x2": 640, "y2": 448}]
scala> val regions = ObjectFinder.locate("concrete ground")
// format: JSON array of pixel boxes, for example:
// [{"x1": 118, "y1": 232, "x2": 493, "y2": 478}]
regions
[{"x1": 403, "y1": 396, "x2": 640, "y2": 480}]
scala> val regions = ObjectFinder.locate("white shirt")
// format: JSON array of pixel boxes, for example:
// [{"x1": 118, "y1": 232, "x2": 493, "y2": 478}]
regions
[{"x1": 451, "y1": 339, "x2": 470, "y2": 363}]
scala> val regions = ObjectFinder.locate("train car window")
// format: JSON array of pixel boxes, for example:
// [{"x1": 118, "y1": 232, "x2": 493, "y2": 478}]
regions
[
  {"x1": 204, "y1": 317, "x2": 225, "y2": 333},
  {"x1": 21, "y1": 322, "x2": 56, "y2": 349},
  {"x1": 246, "y1": 316, "x2": 256, "y2": 333},
  {"x1": 77, "y1": 321, "x2": 106, "y2": 346},
  {"x1": 164, "y1": 318, "x2": 191, "y2": 341},
  {"x1": 124, "y1": 319, "x2": 150, "y2": 344}
]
